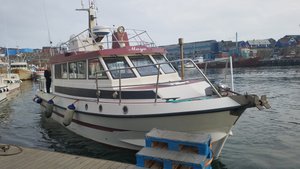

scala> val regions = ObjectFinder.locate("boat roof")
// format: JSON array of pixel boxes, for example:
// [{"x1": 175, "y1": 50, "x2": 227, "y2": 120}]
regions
[
  {"x1": 50, "y1": 2, "x2": 167, "y2": 64},
  {"x1": 10, "y1": 62, "x2": 28, "y2": 65},
  {"x1": 50, "y1": 45, "x2": 166, "y2": 64}
]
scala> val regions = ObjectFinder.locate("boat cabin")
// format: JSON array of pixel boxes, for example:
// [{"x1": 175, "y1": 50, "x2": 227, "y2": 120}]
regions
[
  {"x1": 51, "y1": 50, "x2": 184, "y2": 99},
  {"x1": 48, "y1": 25, "x2": 213, "y2": 101},
  {"x1": 10, "y1": 62, "x2": 28, "y2": 70}
]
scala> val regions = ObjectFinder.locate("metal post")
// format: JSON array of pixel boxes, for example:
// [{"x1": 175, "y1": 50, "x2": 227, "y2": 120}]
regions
[
  {"x1": 95, "y1": 72, "x2": 99, "y2": 103},
  {"x1": 229, "y1": 56, "x2": 234, "y2": 91},
  {"x1": 179, "y1": 38, "x2": 184, "y2": 80},
  {"x1": 224, "y1": 59, "x2": 228, "y2": 84},
  {"x1": 118, "y1": 69, "x2": 122, "y2": 104},
  {"x1": 154, "y1": 64, "x2": 161, "y2": 103},
  {"x1": 194, "y1": 65, "x2": 222, "y2": 98}
]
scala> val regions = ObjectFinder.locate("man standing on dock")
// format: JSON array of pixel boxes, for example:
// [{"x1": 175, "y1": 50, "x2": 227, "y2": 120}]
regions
[{"x1": 44, "y1": 66, "x2": 52, "y2": 93}]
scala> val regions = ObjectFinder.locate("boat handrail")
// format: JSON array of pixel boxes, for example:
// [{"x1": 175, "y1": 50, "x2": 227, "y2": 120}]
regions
[
  {"x1": 38, "y1": 57, "x2": 234, "y2": 103},
  {"x1": 94, "y1": 58, "x2": 234, "y2": 103},
  {"x1": 200, "y1": 57, "x2": 234, "y2": 91},
  {"x1": 58, "y1": 27, "x2": 156, "y2": 54}
]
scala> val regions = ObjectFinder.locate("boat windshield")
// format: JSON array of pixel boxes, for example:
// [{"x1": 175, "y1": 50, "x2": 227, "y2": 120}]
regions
[
  {"x1": 152, "y1": 55, "x2": 175, "y2": 74},
  {"x1": 88, "y1": 58, "x2": 108, "y2": 79},
  {"x1": 129, "y1": 55, "x2": 159, "y2": 76},
  {"x1": 103, "y1": 57, "x2": 136, "y2": 79}
]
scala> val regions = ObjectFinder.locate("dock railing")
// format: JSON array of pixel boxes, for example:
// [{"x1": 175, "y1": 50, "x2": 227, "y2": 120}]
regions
[{"x1": 95, "y1": 57, "x2": 235, "y2": 103}]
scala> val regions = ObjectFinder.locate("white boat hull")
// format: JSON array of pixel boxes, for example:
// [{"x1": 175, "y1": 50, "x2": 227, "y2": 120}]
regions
[
  {"x1": 11, "y1": 69, "x2": 32, "y2": 80},
  {"x1": 33, "y1": 71, "x2": 45, "y2": 80},
  {"x1": 0, "y1": 89, "x2": 7, "y2": 102},
  {"x1": 37, "y1": 91, "x2": 246, "y2": 158},
  {"x1": 1, "y1": 74, "x2": 21, "y2": 92}
]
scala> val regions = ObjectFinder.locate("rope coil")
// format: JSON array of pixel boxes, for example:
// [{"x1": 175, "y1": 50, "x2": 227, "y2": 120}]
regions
[{"x1": 0, "y1": 144, "x2": 23, "y2": 156}]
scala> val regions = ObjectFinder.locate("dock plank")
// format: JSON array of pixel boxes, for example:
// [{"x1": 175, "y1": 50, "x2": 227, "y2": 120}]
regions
[
  {"x1": 87, "y1": 158, "x2": 109, "y2": 169},
  {"x1": 0, "y1": 145, "x2": 135, "y2": 169},
  {"x1": 1, "y1": 147, "x2": 43, "y2": 168}
]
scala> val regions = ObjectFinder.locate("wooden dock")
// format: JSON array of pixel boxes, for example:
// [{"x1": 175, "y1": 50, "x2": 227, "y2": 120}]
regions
[{"x1": 0, "y1": 144, "x2": 136, "y2": 169}]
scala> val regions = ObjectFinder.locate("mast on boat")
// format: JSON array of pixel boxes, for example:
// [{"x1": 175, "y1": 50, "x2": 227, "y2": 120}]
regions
[
  {"x1": 6, "y1": 47, "x2": 11, "y2": 76},
  {"x1": 76, "y1": 0, "x2": 97, "y2": 33}
]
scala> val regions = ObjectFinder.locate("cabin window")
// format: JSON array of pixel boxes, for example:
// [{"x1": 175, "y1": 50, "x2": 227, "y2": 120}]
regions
[
  {"x1": 153, "y1": 55, "x2": 175, "y2": 74},
  {"x1": 62, "y1": 63, "x2": 68, "y2": 79},
  {"x1": 129, "y1": 55, "x2": 159, "y2": 76},
  {"x1": 103, "y1": 57, "x2": 136, "y2": 79},
  {"x1": 88, "y1": 59, "x2": 108, "y2": 79},
  {"x1": 55, "y1": 64, "x2": 62, "y2": 79},
  {"x1": 69, "y1": 60, "x2": 86, "y2": 79}
]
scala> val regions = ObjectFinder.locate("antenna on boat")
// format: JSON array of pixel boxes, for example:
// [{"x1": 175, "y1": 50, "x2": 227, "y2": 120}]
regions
[
  {"x1": 42, "y1": 0, "x2": 53, "y2": 56},
  {"x1": 76, "y1": 0, "x2": 98, "y2": 32},
  {"x1": 42, "y1": 0, "x2": 52, "y2": 45},
  {"x1": 81, "y1": 0, "x2": 84, "y2": 8}
]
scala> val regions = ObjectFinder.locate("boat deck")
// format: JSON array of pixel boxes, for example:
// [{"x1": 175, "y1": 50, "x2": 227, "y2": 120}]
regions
[{"x1": 0, "y1": 144, "x2": 136, "y2": 169}]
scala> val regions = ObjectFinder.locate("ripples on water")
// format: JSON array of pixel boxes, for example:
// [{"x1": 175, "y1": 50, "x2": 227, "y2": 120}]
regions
[
  {"x1": 0, "y1": 82, "x2": 136, "y2": 164},
  {"x1": 0, "y1": 66, "x2": 299, "y2": 169}
]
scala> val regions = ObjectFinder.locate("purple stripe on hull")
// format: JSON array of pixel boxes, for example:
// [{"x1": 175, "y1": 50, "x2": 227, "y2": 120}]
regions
[{"x1": 51, "y1": 110, "x2": 128, "y2": 132}]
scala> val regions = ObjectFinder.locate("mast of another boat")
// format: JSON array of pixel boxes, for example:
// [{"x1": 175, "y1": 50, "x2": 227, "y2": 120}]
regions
[
  {"x1": 6, "y1": 47, "x2": 11, "y2": 77},
  {"x1": 230, "y1": 56, "x2": 234, "y2": 91}
]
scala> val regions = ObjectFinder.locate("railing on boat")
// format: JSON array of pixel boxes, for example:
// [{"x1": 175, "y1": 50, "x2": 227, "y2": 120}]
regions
[
  {"x1": 38, "y1": 57, "x2": 234, "y2": 104},
  {"x1": 201, "y1": 57, "x2": 234, "y2": 91},
  {"x1": 58, "y1": 27, "x2": 156, "y2": 54},
  {"x1": 94, "y1": 57, "x2": 234, "y2": 103}
]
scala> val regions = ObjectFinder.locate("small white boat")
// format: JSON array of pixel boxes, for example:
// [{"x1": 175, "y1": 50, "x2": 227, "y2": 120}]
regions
[
  {"x1": 33, "y1": 66, "x2": 46, "y2": 80},
  {"x1": 0, "y1": 80, "x2": 8, "y2": 103},
  {"x1": 35, "y1": 0, "x2": 270, "y2": 158},
  {"x1": 10, "y1": 62, "x2": 33, "y2": 80},
  {"x1": 0, "y1": 73, "x2": 21, "y2": 92}
]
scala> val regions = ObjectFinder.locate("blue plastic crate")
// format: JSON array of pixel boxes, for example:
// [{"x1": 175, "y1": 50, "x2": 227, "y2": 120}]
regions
[
  {"x1": 136, "y1": 147, "x2": 211, "y2": 169},
  {"x1": 145, "y1": 128, "x2": 211, "y2": 157}
]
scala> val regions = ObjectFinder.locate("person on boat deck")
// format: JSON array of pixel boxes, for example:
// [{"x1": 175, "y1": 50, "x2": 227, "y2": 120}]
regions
[{"x1": 44, "y1": 66, "x2": 52, "y2": 93}]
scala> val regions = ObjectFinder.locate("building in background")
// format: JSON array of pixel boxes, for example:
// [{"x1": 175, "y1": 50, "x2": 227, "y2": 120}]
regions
[{"x1": 161, "y1": 40, "x2": 218, "y2": 61}]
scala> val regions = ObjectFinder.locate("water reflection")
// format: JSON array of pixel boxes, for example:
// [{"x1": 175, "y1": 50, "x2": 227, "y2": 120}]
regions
[
  {"x1": 212, "y1": 160, "x2": 228, "y2": 169},
  {"x1": 0, "y1": 101, "x2": 12, "y2": 125},
  {"x1": 39, "y1": 113, "x2": 136, "y2": 164}
]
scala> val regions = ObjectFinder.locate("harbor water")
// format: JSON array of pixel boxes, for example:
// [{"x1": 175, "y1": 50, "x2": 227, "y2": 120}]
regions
[{"x1": 0, "y1": 66, "x2": 299, "y2": 169}]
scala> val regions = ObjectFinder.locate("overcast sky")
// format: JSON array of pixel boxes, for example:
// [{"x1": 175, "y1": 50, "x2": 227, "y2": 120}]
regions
[{"x1": 0, "y1": 0, "x2": 299, "y2": 48}]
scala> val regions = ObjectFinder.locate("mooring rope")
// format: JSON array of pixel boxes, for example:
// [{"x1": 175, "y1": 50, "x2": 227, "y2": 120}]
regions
[{"x1": 0, "y1": 144, "x2": 23, "y2": 156}]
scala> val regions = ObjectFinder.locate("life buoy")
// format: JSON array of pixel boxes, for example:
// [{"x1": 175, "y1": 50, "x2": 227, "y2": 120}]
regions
[{"x1": 63, "y1": 104, "x2": 76, "y2": 126}]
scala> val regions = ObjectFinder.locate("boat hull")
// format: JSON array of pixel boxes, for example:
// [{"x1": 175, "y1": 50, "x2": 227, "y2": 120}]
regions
[
  {"x1": 37, "y1": 91, "x2": 246, "y2": 158},
  {"x1": 1, "y1": 74, "x2": 21, "y2": 92},
  {"x1": 11, "y1": 69, "x2": 32, "y2": 80},
  {"x1": 0, "y1": 87, "x2": 7, "y2": 103}
]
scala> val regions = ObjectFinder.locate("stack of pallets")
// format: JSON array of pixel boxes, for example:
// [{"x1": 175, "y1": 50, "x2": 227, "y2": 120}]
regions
[{"x1": 136, "y1": 128, "x2": 213, "y2": 169}]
